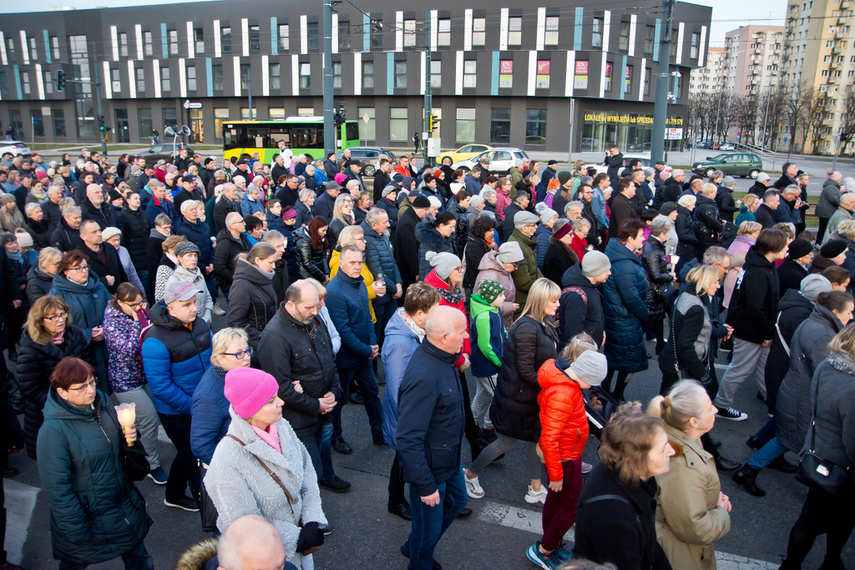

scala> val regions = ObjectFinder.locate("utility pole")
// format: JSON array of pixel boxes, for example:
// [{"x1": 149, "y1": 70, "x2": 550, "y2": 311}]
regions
[
  {"x1": 247, "y1": 66, "x2": 253, "y2": 120},
  {"x1": 322, "y1": 0, "x2": 335, "y2": 158},
  {"x1": 423, "y1": 12, "x2": 432, "y2": 168},
  {"x1": 568, "y1": 98, "x2": 575, "y2": 163},
  {"x1": 92, "y1": 41, "x2": 107, "y2": 156},
  {"x1": 650, "y1": 0, "x2": 675, "y2": 165}
]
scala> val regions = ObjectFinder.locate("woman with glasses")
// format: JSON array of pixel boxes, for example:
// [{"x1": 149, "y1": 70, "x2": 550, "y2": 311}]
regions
[
  {"x1": 103, "y1": 282, "x2": 168, "y2": 485},
  {"x1": 17, "y1": 295, "x2": 90, "y2": 460},
  {"x1": 190, "y1": 328, "x2": 252, "y2": 466},
  {"x1": 49, "y1": 250, "x2": 112, "y2": 394},
  {"x1": 37, "y1": 357, "x2": 153, "y2": 570}
]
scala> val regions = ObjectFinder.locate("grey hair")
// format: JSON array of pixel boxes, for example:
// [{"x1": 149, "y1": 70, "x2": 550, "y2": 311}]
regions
[
  {"x1": 180, "y1": 200, "x2": 199, "y2": 214},
  {"x1": 62, "y1": 205, "x2": 81, "y2": 217},
  {"x1": 262, "y1": 229, "x2": 285, "y2": 245},
  {"x1": 154, "y1": 213, "x2": 172, "y2": 227},
  {"x1": 482, "y1": 188, "x2": 497, "y2": 201},
  {"x1": 565, "y1": 200, "x2": 584, "y2": 215},
  {"x1": 346, "y1": 179, "x2": 360, "y2": 190},
  {"x1": 225, "y1": 212, "x2": 244, "y2": 226},
  {"x1": 25, "y1": 202, "x2": 42, "y2": 216},
  {"x1": 649, "y1": 217, "x2": 673, "y2": 237},
  {"x1": 702, "y1": 246, "x2": 730, "y2": 266},
  {"x1": 299, "y1": 188, "x2": 315, "y2": 201},
  {"x1": 365, "y1": 207, "x2": 387, "y2": 226}
]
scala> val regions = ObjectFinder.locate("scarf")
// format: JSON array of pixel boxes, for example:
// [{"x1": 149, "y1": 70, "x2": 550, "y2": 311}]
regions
[
  {"x1": 438, "y1": 285, "x2": 465, "y2": 306},
  {"x1": 6, "y1": 250, "x2": 22, "y2": 264},
  {"x1": 397, "y1": 307, "x2": 426, "y2": 341},
  {"x1": 251, "y1": 421, "x2": 281, "y2": 453},
  {"x1": 52, "y1": 331, "x2": 65, "y2": 345}
]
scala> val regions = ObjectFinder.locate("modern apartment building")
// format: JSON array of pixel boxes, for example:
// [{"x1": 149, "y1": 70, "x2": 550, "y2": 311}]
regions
[
  {"x1": 0, "y1": 0, "x2": 711, "y2": 154},
  {"x1": 689, "y1": 46, "x2": 725, "y2": 95}
]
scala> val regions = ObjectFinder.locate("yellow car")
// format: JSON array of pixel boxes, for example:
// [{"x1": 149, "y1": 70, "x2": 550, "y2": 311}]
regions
[{"x1": 438, "y1": 144, "x2": 493, "y2": 165}]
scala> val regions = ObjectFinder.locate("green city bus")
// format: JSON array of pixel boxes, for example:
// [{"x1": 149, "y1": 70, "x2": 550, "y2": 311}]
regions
[{"x1": 222, "y1": 117, "x2": 360, "y2": 163}]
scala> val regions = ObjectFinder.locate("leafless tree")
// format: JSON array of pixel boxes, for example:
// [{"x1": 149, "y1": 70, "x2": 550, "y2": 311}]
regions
[
  {"x1": 840, "y1": 87, "x2": 855, "y2": 155},
  {"x1": 805, "y1": 89, "x2": 827, "y2": 155},
  {"x1": 785, "y1": 82, "x2": 812, "y2": 154},
  {"x1": 736, "y1": 96, "x2": 760, "y2": 145}
]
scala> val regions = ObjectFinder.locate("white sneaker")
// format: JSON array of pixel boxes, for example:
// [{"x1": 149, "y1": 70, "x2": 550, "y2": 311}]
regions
[
  {"x1": 581, "y1": 461, "x2": 593, "y2": 474},
  {"x1": 464, "y1": 472, "x2": 485, "y2": 499},
  {"x1": 212, "y1": 304, "x2": 226, "y2": 316},
  {"x1": 525, "y1": 485, "x2": 547, "y2": 504}
]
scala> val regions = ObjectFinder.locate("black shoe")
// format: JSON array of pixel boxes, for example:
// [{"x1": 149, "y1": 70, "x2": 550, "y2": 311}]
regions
[
  {"x1": 719, "y1": 338, "x2": 733, "y2": 352},
  {"x1": 732, "y1": 465, "x2": 766, "y2": 497},
  {"x1": 400, "y1": 545, "x2": 442, "y2": 570},
  {"x1": 164, "y1": 495, "x2": 200, "y2": 511},
  {"x1": 331, "y1": 438, "x2": 353, "y2": 455},
  {"x1": 710, "y1": 438, "x2": 722, "y2": 448},
  {"x1": 373, "y1": 438, "x2": 387, "y2": 446},
  {"x1": 388, "y1": 502, "x2": 412, "y2": 521},
  {"x1": 349, "y1": 392, "x2": 364, "y2": 405},
  {"x1": 3, "y1": 467, "x2": 18, "y2": 478},
  {"x1": 457, "y1": 507, "x2": 473, "y2": 519},
  {"x1": 715, "y1": 456, "x2": 741, "y2": 471},
  {"x1": 745, "y1": 436, "x2": 764, "y2": 450},
  {"x1": 319, "y1": 476, "x2": 352, "y2": 492},
  {"x1": 655, "y1": 342, "x2": 665, "y2": 355},
  {"x1": 318, "y1": 522, "x2": 334, "y2": 536},
  {"x1": 480, "y1": 427, "x2": 498, "y2": 444},
  {"x1": 769, "y1": 457, "x2": 798, "y2": 474},
  {"x1": 756, "y1": 390, "x2": 766, "y2": 402}
]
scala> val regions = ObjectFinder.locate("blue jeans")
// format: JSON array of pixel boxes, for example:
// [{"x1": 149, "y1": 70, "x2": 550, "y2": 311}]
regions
[
  {"x1": 747, "y1": 436, "x2": 788, "y2": 469},
  {"x1": 299, "y1": 423, "x2": 335, "y2": 481},
  {"x1": 59, "y1": 541, "x2": 153, "y2": 570},
  {"x1": 753, "y1": 416, "x2": 777, "y2": 446},
  {"x1": 405, "y1": 467, "x2": 468, "y2": 570},
  {"x1": 333, "y1": 362, "x2": 383, "y2": 442}
]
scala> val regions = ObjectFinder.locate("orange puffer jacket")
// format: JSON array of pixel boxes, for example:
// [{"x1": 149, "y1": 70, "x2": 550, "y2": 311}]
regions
[{"x1": 537, "y1": 359, "x2": 590, "y2": 482}]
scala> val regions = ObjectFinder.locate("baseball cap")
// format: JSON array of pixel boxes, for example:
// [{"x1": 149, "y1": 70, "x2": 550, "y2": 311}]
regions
[{"x1": 163, "y1": 282, "x2": 198, "y2": 305}]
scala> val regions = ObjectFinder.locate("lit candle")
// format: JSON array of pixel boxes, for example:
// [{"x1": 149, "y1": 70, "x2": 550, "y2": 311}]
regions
[{"x1": 114, "y1": 402, "x2": 136, "y2": 446}]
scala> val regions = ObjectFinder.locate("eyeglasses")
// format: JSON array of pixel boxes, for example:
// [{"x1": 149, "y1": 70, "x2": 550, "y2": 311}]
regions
[
  {"x1": 223, "y1": 346, "x2": 254, "y2": 360},
  {"x1": 124, "y1": 299, "x2": 148, "y2": 310},
  {"x1": 44, "y1": 311, "x2": 68, "y2": 322},
  {"x1": 67, "y1": 378, "x2": 97, "y2": 392},
  {"x1": 68, "y1": 264, "x2": 89, "y2": 272}
]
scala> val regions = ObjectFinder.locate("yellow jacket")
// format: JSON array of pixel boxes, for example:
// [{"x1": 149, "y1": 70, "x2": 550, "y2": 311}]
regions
[{"x1": 329, "y1": 249, "x2": 377, "y2": 324}]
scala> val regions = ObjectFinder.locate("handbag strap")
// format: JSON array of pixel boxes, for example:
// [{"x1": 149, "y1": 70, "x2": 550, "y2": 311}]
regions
[
  {"x1": 776, "y1": 311, "x2": 791, "y2": 357},
  {"x1": 808, "y1": 375, "x2": 820, "y2": 453},
  {"x1": 226, "y1": 434, "x2": 299, "y2": 525},
  {"x1": 671, "y1": 302, "x2": 682, "y2": 377}
]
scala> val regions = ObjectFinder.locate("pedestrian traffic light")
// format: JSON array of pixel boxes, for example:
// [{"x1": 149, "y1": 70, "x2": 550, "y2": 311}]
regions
[
  {"x1": 429, "y1": 114, "x2": 439, "y2": 133},
  {"x1": 98, "y1": 115, "x2": 105, "y2": 132},
  {"x1": 56, "y1": 69, "x2": 65, "y2": 91}
]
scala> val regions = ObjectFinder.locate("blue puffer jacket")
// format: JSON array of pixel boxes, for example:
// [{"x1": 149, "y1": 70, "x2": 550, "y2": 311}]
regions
[
  {"x1": 325, "y1": 270, "x2": 376, "y2": 368},
  {"x1": 603, "y1": 239, "x2": 650, "y2": 373},
  {"x1": 141, "y1": 301, "x2": 212, "y2": 416},
  {"x1": 362, "y1": 221, "x2": 402, "y2": 305},
  {"x1": 190, "y1": 365, "x2": 230, "y2": 465},
  {"x1": 37, "y1": 389, "x2": 152, "y2": 565},
  {"x1": 175, "y1": 217, "x2": 215, "y2": 266},
  {"x1": 381, "y1": 309, "x2": 422, "y2": 448}
]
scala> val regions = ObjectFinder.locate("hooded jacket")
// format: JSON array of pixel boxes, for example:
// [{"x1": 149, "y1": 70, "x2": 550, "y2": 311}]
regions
[
  {"x1": 469, "y1": 293, "x2": 507, "y2": 378},
  {"x1": 118, "y1": 205, "x2": 151, "y2": 271},
  {"x1": 763, "y1": 288, "x2": 815, "y2": 413},
  {"x1": 213, "y1": 229, "x2": 250, "y2": 293},
  {"x1": 361, "y1": 221, "x2": 402, "y2": 306},
  {"x1": 509, "y1": 229, "x2": 543, "y2": 312},
  {"x1": 25, "y1": 265, "x2": 53, "y2": 305},
  {"x1": 165, "y1": 265, "x2": 214, "y2": 323},
  {"x1": 227, "y1": 258, "x2": 277, "y2": 346},
  {"x1": 381, "y1": 309, "x2": 423, "y2": 448},
  {"x1": 416, "y1": 219, "x2": 454, "y2": 281},
  {"x1": 50, "y1": 216, "x2": 82, "y2": 252},
  {"x1": 603, "y1": 239, "x2": 650, "y2": 373},
  {"x1": 474, "y1": 250, "x2": 517, "y2": 331},
  {"x1": 776, "y1": 257, "x2": 809, "y2": 297},
  {"x1": 658, "y1": 283, "x2": 712, "y2": 383},
  {"x1": 799, "y1": 350, "x2": 855, "y2": 470},
  {"x1": 726, "y1": 247, "x2": 779, "y2": 344},
  {"x1": 537, "y1": 358, "x2": 589, "y2": 482},
  {"x1": 558, "y1": 264, "x2": 605, "y2": 349}
]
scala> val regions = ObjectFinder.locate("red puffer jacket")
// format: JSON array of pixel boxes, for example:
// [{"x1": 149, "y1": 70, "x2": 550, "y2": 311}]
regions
[{"x1": 537, "y1": 359, "x2": 590, "y2": 482}]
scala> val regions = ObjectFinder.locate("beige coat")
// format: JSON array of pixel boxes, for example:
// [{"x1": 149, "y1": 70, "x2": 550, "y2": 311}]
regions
[{"x1": 655, "y1": 424, "x2": 730, "y2": 570}]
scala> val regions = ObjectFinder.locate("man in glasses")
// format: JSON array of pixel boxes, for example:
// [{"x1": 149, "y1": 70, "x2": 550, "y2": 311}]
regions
[
  {"x1": 258, "y1": 280, "x2": 349, "y2": 494},
  {"x1": 142, "y1": 281, "x2": 213, "y2": 512}
]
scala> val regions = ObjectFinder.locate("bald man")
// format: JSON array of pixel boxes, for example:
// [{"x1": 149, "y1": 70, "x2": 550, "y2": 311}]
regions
[
  {"x1": 217, "y1": 515, "x2": 297, "y2": 570},
  {"x1": 81, "y1": 183, "x2": 118, "y2": 229},
  {"x1": 396, "y1": 306, "x2": 469, "y2": 569}
]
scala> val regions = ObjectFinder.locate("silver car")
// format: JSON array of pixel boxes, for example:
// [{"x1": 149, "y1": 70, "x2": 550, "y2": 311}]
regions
[{"x1": 451, "y1": 147, "x2": 530, "y2": 173}]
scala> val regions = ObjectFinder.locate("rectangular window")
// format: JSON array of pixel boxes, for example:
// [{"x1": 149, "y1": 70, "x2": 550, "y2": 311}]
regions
[
  {"x1": 545, "y1": 16, "x2": 559, "y2": 46},
  {"x1": 499, "y1": 59, "x2": 513, "y2": 88},
  {"x1": 212, "y1": 64, "x2": 224, "y2": 91},
  {"x1": 338, "y1": 20, "x2": 350, "y2": 50},
  {"x1": 508, "y1": 16, "x2": 522, "y2": 46},
  {"x1": 490, "y1": 108, "x2": 511, "y2": 144},
  {"x1": 195, "y1": 28, "x2": 205, "y2": 54},
  {"x1": 358, "y1": 107, "x2": 375, "y2": 141},
  {"x1": 574, "y1": 60, "x2": 589, "y2": 89},
  {"x1": 525, "y1": 109, "x2": 547, "y2": 143},
  {"x1": 52, "y1": 36, "x2": 61, "y2": 59},
  {"x1": 187, "y1": 66, "x2": 197, "y2": 91},
  {"x1": 430, "y1": 60, "x2": 442, "y2": 89},
  {"x1": 389, "y1": 108, "x2": 408, "y2": 142},
  {"x1": 269, "y1": 63, "x2": 280, "y2": 91},
  {"x1": 473, "y1": 17, "x2": 486, "y2": 46},
  {"x1": 395, "y1": 60, "x2": 407, "y2": 89},
  {"x1": 456, "y1": 108, "x2": 476, "y2": 143},
  {"x1": 463, "y1": 60, "x2": 477, "y2": 88},
  {"x1": 536, "y1": 60, "x2": 550, "y2": 89},
  {"x1": 269, "y1": 108, "x2": 286, "y2": 119},
  {"x1": 163, "y1": 107, "x2": 178, "y2": 129},
  {"x1": 240, "y1": 64, "x2": 250, "y2": 91},
  {"x1": 404, "y1": 19, "x2": 416, "y2": 48},
  {"x1": 136, "y1": 67, "x2": 145, "y2": 92},
  {"x1": 645, "y1": 67, "x2": 651, "y2": 95},
  {"x1": 250, "y1": 25, "x2": 260, "y2": 52},
  {"x1": 111, "y1": 68, "x2": 121, "y2": 93},
  {"x1": 625, "y1": 64, "x2": 632, "y2": 92},
  {"x1": 438, "y1": 18, "x2": 451, "y2": 47},
  {"x1": 222, "y1": 27, "x2": 231, "y2": 54},
  {"x1": 300, "y1": 62, "x2": 310, "y2": 89},
  {"x1": 690, "y1": 32, "x2": 699, "y2": 59},
  {"x1": 605, "y1": 62, "x2": 612, "y2": 91},
  {"x1": 333, "y1": 62, "x2": 341, "y2": 89},
  {"x1": 31, "y1": 110, "x2": 44, "y2": 137},
  {"x1": 362, "y1": 61, "x2": 374, "y2": 89},
  {"x1": 370, "y1": 19, "x2": 383, "y2": 49},
  {"x1": 307, "y1": 22, "x2": 319, "y2": 51},
  {"x1": 169, "y1": 29, "x2": 179, "y2": 55},
  {"x1": 297, "y1": 107, "x2": 314, "y2": 116},
  {"x1": 143, "y1": 31, "x2": 153, "y2": 56},
  {"x1": 53, "y1": 109, "x2": 66, "y2": 138},
  {"x1": 45, "y1": 71, "x2": 53, "y2": 94},
  {"x1": 68, "y1": 35, "x2": 90, "y2": 97},
  {"x1": 214, "y1": 108, "x2": 229, "y2": 138},
  {"x1": 29, "y1": 37, "x2": 38, "y2": 60},
  {"x1": 619, "y1": 22, "x2": 630, "y2": 51},
  {"x1": 278, "y1": 24, "x2": 290, "y2": 51},
  {"x1": 22, "y1": 71, "x2": 30, "y2": 95},
  {"x1": 592, "y1": 17, "x2": 603, "y2": 48},
  {"x1": 6, "y1": 39, "x2": 14, "y2": 61},
  {"x1": 161, "y1": 67, "x2": 171, "y2": 92},
  {"x1": 138, "y1": 108, "x2": 152, "y2": 139}
]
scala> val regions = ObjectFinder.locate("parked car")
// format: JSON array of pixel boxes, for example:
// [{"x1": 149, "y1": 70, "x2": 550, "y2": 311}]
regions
[
  {"x1": 438, "y1": 144, "x2": 492, "y2": 165},
  {"x1": 336, "y1": 146, "x2": 396, "y2": 176},
  {"x1": 0, "y1": 141, "x2": 32, "y2": 157},
  {"x1": 451, "y1": 147, "x2": 530, "y2": 173},
  {"x1": 719, "y1": 142, "x2": 736, "y2": 151},
  {"x1": 141, "y1": 143, "x2": 194, "y2": 166},
  {"x1": 691, "y1": 153, "x2": 763, "y2": 179}
]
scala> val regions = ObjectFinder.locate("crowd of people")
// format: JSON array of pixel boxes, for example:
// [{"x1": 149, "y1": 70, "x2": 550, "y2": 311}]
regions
[{"x1": 0, "y1": 142, "x2": 853, "y2": 570}]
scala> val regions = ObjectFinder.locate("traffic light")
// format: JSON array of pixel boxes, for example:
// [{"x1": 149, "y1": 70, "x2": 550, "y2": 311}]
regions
[
  {"x1": 56, "y1": 69, "x2": 65, "y2": 91},
  {"x1": 429, "y1": 114, "x2": 439, "y2": 133},
  {"x1": 842, "y1": 132, "x2": 850, "y2": 143},
  {"x1": 98, "y1": 115, "x2": 105, "y2": 132}
]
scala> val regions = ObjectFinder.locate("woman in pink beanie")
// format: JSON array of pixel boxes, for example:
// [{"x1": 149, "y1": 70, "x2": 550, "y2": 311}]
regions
[{"x1": 203, "y1": 367, "x2": 328, "y2": 569}]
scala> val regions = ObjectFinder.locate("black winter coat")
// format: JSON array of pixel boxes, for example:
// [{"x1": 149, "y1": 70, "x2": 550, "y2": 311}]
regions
[
  {"x1": 609, "y1": 193, "x2": 640, "y2": 239},
  {"x1": 748, "y1": 181, "x2": 768, "y2": 198},
  {"x1": 763, "y1": 288, "x2": 814, "y2": 414},
  {"x1": 754, "y1": 204, "x2": 775, "y2": 229},
  {"x1": 502, "y1": 204, "x2": 523, "y2": 242},
  {"x1": 213, "y1": 229, "x2": 250, "y2": 293},
  {"x1": 416, "y1": 221, "x2": 454, "y2": 280},
  {"x1": 463, "y1": 235, "x2": 491, "y2": 290},
  {"x1": 490, "y1": 316, "x2": 558, "y2": 442},
  {"x1": 258, "y1": 306, "x2": 341, "y2": 438},
  {"x1": 558, "y1": 264, "x2": 604, "y2": 349},
  {"x1": 661, "y1": 177, "x2": 683, "y2": 205},
  {"x1": 25, "y1": 266, "x2": 53, "y2": 305},
  {"x1": 294, "y1": 229, "x2": 329, "y2": 282},
  {"x1": 726, "y1": 247, "x2": 779, "y2": 344},
  {"x1": 715, "y1": 186, "x2": 738, "y2": 223},
  {"x1": 25, "y1": 217, "x2": 53, "y2": 250},
  {"x1": 213, "y1": 197, "x2": 240, "y2": 234},
  {"x1": 145, "y1": 230, "x2": 167, "y2": 293},
  {"x1": 776, "y1": 257, "x2": 809, "y2": 297},
  {"x1": 451, "y1": 204, "x2": 469, "y2": 259},
  {"x1": 117, "y1": 206, "x2": 151, "y2": 271},
  {"x1": 81, "y1": 243, "x2": 127, "y2": 295},
  {"x1": 50, "y1": 217, "x2": 82, "y2": 252},
  {"x1": 361, "y1": 221, "x2": 401, "y2": 305},
  {"x1": 542, "y1": 238, "x2": 578, "y2": 285},
  {"x1": 641, "y1": 236, "x2": 674, "y2": 320},
  {"x1": 396, "y1": 207, "x2": 423, "y2": 291},
  {"x1": 17, "y1": 326, "x2": 90, "y2": 460},
  {"x1": 693, "y1": 194, "x2": 723, "y2": 257},
  {"x1": 42, "y1": 200, "x2": 62, "y2": 229},
  {"x1": 80, "y1": 198, "x2": 117, "y2": 230},
  {"x1": 226, "y1": 259, "x2": 277, "y2": 347},
  {"x1": 674, "y1": 205, "x2": 697, "y2": 260},
  {"x1": 175, "y1": 217, "x2": 214, "y2": 266}
]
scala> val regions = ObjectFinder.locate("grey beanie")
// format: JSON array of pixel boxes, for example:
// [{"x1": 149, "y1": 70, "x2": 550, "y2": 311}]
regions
[
  {"x1": 800, "y1": 274, "x2": 832, "y2": 302},
  {"x1": 381, "y1": 184, "x2": 398, "y2": 198},
  {"x1": 722, "y1": 176, "x2": 736, "y2": 187},
  {"x1": 540, "y1": 208, "x2": 559, "y2": 225},
  {"x1": 498, "y1": 241, "x2": 525, "y2": 264},
  {"x1": 570, "y1": 351, "x2": 609, "y2": 387},
  {"x1": 470, "y1": 195, "x2": 485, "y2": 208},
  {"x1": 514, "y1": 210, "x2": 540, "y2": 229},
  {"x1": 174, "y1": 241, "x2": 201, "y2": 257},
  {"x1": 426, "y1": 251, "x2": 461, "y2": 280},
  {"x1": 581, "y1": 251, "x2": 611, "y2": 277}
]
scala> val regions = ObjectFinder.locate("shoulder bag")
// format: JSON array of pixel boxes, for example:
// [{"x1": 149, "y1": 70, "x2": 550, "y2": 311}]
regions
[{"x1": 795, "y1": 377, "x2": 851, "y2": 495}]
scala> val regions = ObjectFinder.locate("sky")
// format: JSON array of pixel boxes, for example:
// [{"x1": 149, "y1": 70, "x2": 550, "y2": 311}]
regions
[{"x1": 2, "y1": 0, "x2": 788, "y2": 47}]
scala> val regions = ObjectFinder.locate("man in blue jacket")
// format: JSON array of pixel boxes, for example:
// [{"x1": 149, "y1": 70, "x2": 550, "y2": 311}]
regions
[
  {"x1": 326, "y1": 246, "x2": 383, "y2": 454},
  {"x1": 142, "y1": 281, "x2": 213, "y2": 512},
  {"x1": 397, "y1": 306, "x2": 469, "y2": 570}
]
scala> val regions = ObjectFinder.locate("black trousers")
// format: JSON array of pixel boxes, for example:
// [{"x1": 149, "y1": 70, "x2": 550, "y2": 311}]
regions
[
  {"x1": 158, "y1": 413, "x2": 201, "y2": 503},
  {"x1": 388, "y1": 451, "x2": 406, "y2": 507},
  {"x1": 781, "y1": 484, "x2": 855, "y2": 569}
]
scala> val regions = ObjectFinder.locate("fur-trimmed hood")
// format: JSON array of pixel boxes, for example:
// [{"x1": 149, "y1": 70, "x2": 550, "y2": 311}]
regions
[{"x1": 175, "y1": 539, "x2": 218, "y2": 570}]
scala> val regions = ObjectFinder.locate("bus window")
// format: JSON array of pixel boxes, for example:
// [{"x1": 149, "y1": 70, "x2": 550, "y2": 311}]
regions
[
  {"x1": 291, "y1": 127, "x2": 324, "y2": 149},
  {"x1": 345, "y1": 122, "x2": 359, "y2": 144},
  {"x1": 270, "y1": 130, "x2": 290, "y2": 146},
  {"x1": 223, "y1": 127, "x2": 240, "y2": 151},
  {"x1": 246, "y1": 127, "x2": 271, "y2": 148}
]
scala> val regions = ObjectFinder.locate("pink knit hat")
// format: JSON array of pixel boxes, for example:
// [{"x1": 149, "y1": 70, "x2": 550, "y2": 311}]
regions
[
  {"x1": 224, "y1": 368, "x2": 280, "y2": 419},
  {"x1": 335, "y1": 173, "x2": 348, "y2": 185}
]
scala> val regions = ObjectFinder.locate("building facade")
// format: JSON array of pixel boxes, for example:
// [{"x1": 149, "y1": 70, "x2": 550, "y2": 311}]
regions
[
  {"x1": 723, "y1": 25, "x2": 785, "y2": 99},
  {"x1": 0, "y1": 0, "x2": 711, "y2": 154},
  {"x1": 689, "y1": 46, "x2": 724, "y2": 96}
]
